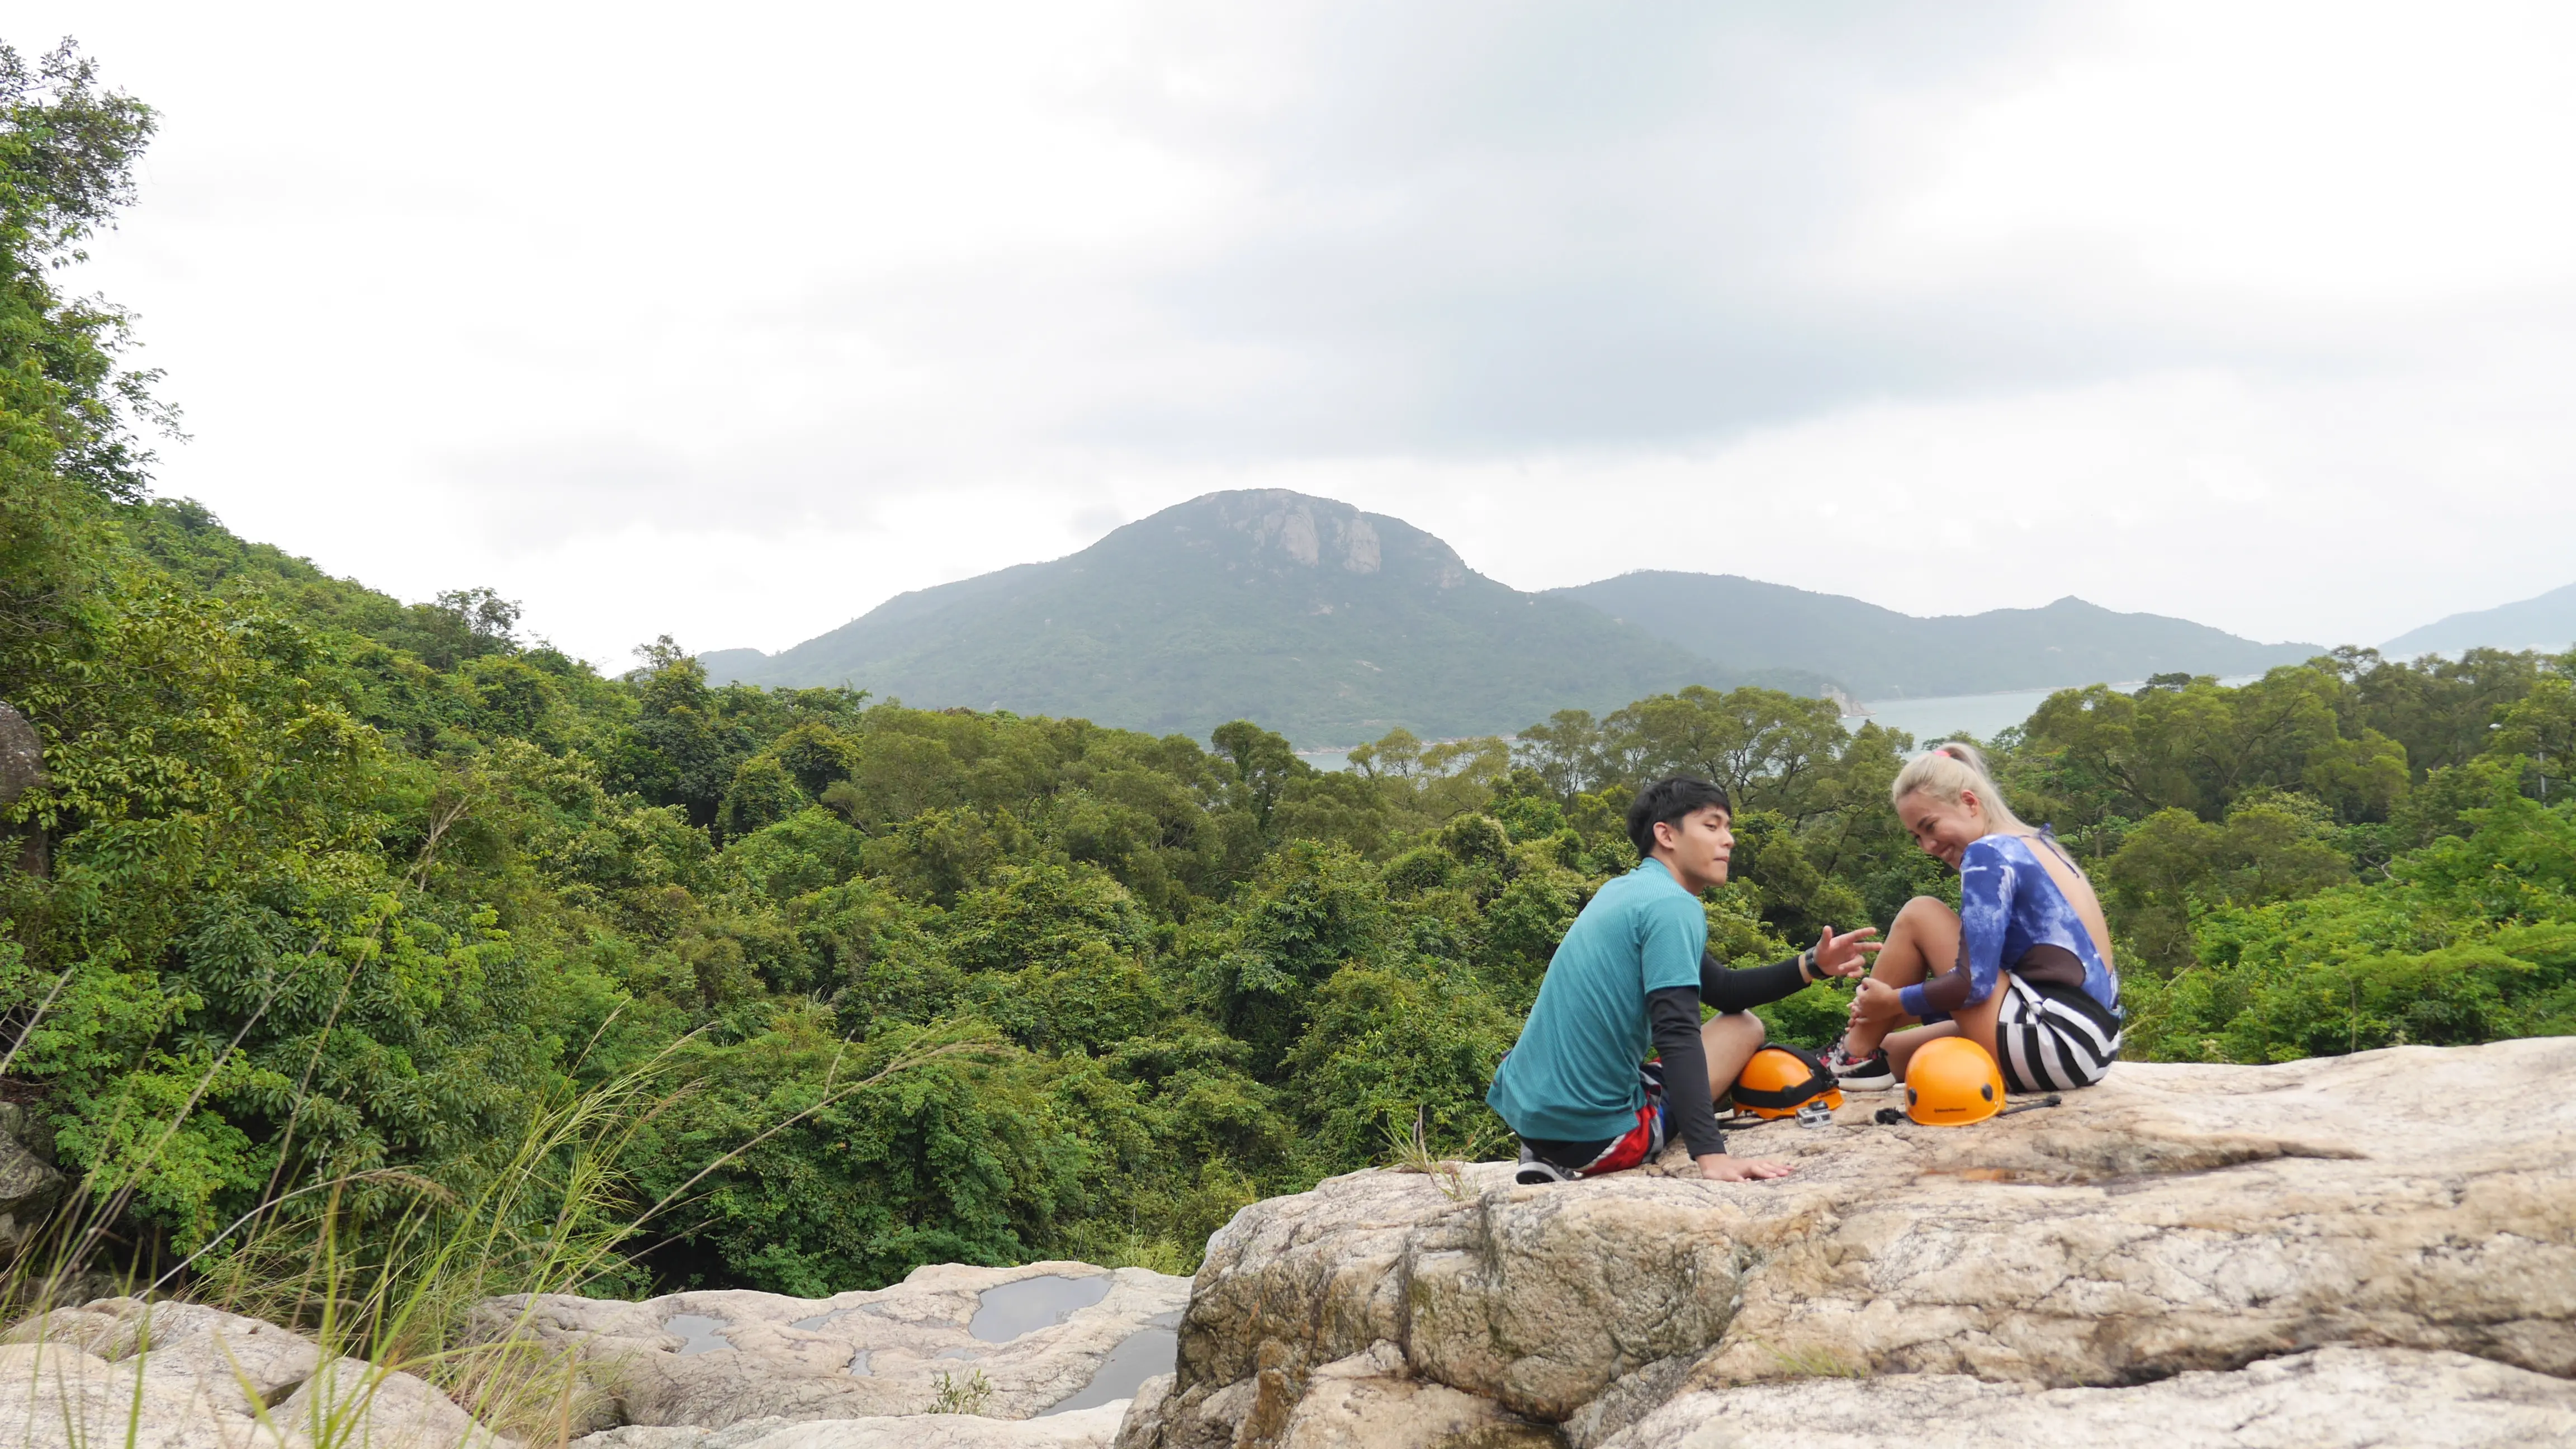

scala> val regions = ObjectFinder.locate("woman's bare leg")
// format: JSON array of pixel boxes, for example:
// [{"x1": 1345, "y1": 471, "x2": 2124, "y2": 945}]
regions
[
  {"x1": 1883, "y1": 1019, "x2": 1956, "y2": 1076},
  {"x1": 1887, "y1": 973, "x2": 2010, "y2": 1078},
  {"x1": 1842, "y1": 896, "x2": 1962, "y2": 1057}
]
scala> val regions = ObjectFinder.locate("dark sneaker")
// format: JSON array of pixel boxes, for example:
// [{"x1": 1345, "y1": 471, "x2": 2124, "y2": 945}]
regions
[
  {"x1": 1513, "y1": 1145, "x2": 1573, "y2": 1186},
  {"x1": 1824, "y1": 1043, "x2": 1896, "y2": 1092}
]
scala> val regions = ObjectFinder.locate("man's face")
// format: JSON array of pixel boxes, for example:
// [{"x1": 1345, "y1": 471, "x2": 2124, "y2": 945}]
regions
[{"x1": 1653, "y1": 805, "x2": 1733, "y2": 891}]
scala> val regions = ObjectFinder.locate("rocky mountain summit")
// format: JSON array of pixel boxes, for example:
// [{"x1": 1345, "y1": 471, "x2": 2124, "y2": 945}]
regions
[
  {"x1": 7, "y1": 1039, "x2": 2573, "y2": 1448},
  {"x1": 1127, "y1": 1036, "x2": 2576, "y2": 1448}
]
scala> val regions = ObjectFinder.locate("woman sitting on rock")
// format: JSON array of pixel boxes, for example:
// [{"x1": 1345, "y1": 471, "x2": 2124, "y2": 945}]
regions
[{"x1": 1824, "y1": 742, "x2": 2123, "y2": 1094}]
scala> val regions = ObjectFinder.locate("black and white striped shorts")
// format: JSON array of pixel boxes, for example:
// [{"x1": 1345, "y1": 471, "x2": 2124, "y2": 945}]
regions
[{"x1": 1994, "y1": 976, "x2": 2123, "y2": 1093}]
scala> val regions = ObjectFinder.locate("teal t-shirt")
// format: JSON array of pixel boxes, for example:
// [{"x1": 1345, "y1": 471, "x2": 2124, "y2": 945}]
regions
[{"x1": 1486, "y1": 859, "x2": 1707, "y2": 1142}]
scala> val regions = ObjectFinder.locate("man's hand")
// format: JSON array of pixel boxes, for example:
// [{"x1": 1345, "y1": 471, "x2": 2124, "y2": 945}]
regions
[
  {"x1": 1810, "y1": 925, "x2": 1882, "y2": 979},
  {"x1": 1697, "y1": 1153, "x2": 1794, "y2": 1182},
  {"x1": 1849, "y1": 976, "x2": 1905, "y2": 1029}
]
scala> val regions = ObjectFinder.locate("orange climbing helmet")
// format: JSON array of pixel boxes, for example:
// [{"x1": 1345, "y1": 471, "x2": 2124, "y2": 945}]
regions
[
  {"x1": 1731, "y1": 1045, "x2": 1844, "y2": 1120},
  {"x1": 1904, "y1": 1038, "x2": 2006, "y2": 1126}
]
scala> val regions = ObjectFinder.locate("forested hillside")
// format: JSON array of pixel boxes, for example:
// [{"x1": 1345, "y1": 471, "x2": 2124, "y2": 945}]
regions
[
  {"x1": 4, "y1": 44, "x2": 2574, "y2": 1319},
  {"x1": 1554, "y1": 572, "x2": 2317, "y2": 699},
  {"x1": 2383, "y1": 580, "x2": 2576, "y2": 658}
]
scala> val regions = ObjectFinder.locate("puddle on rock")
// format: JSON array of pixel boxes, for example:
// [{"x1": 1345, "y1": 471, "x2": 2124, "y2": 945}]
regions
[
  {"x1": 792, "y1": 1309, "x2": 841, "y2": 1330},
  {"x1": 664, "y1": 1314, "x2": 735, "y2": 1356},
  {"x1": 968, "y1": 1275, "x2": 1111, "y2": 1342},
  {"x1": 1038, "y1": 1326, "x2": 1178, "y2": 1417},
  {"x1": 846, "y1": 1348, "x2": 872, "y2": 1376}
]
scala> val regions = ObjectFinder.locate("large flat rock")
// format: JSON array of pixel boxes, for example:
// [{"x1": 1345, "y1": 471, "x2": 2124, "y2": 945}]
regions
[
  {"x1": 1125, "y1": 1038, "x2": 2576, "y2": 1449},
  {"x1": 572, "y1": 1402, "x2": 1131, "y2": 1449},
  {"x1": 1603, "y1": 1347, "x2": 2576, "y2": 1448},
  {"x1": 0, "y1": 1309, "x2": 509, "y2": 1449},
  {"x1": 4, "y1": 1260, "x2": 1185, "y2": 1449},
  {"x1": 484, "y1": 1260, "x2": 1190, "y2": 1434}
]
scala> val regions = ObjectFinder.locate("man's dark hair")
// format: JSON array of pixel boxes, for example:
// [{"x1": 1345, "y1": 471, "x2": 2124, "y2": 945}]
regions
[{"x1": 1626, "y1": 776, "x2": 1732, "y2": 858}]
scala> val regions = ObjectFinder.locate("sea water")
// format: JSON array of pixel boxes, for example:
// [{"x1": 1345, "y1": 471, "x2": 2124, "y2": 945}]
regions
[
  {"x1": 1845, "y1": 676, "x2": 2262, "y2": 746},
  {"x1": 1293, "y1": 676, "x2": 2262, "y2": 771}
]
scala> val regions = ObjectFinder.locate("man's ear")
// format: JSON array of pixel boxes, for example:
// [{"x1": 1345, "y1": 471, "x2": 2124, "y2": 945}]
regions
[{"x1": 1650, "y1": 818, "x2": 1677, "y2": 853}]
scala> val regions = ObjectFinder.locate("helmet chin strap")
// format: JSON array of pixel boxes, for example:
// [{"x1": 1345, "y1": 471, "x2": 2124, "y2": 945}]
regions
[{"x1": 1872, "y1": 1093, "x2": 2062, "y2": 1127}]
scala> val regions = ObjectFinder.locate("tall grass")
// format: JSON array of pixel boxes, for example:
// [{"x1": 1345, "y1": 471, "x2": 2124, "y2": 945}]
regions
[
  {"x1": 1381, "y1": 1105, "x2": 1473, "y2": 1201},
  {"x1": 1, "y1": 987, "x2": 992, "y2": 1449}
]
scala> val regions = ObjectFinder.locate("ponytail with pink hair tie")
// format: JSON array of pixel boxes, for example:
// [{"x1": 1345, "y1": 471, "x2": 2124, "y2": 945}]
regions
[{"x1": 1891, "y1": 740, "x2": 2030, "y2": 832}]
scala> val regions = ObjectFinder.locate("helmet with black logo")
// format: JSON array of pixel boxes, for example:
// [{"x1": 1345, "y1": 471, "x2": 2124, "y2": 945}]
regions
[{"x1": 1904, "y1": 1037, "x2": 2006, "y2": 1126}]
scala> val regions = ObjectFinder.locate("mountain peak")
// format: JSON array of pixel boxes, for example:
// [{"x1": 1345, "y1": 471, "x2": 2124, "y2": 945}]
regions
[
  {"x1": 1115, "y1": 490, "x2": 1470, "y2": 590},
  {"x1": 1202, "y1": 490, "x2": 1386, "y2": 574}
]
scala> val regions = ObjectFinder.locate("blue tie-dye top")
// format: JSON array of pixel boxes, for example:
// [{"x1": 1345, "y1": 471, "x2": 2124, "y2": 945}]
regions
[{"x1": 1897, "y1": 831, "x2": 2120, "y2": 1018}]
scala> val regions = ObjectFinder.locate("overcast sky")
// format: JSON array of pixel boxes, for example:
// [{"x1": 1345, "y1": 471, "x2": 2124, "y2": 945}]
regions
[{"x1": 23, "y1": 1, "x2": 2576, "y2": 666}]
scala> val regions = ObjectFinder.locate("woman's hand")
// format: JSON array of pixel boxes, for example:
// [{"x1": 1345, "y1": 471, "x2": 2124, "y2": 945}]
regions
[
  {"x1": 1809, "y1": 925, "x2": 1881, "y2": 979},
  {"x1": 1849, "y1": 976, "x2": 1905, "y2": 1029}
]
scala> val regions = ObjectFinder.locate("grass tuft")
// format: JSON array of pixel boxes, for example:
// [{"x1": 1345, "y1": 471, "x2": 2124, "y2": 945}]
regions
[
  {"x1": 1382, "y1": 1106, "x2": 1474, "y2": 1201},
  {"x1": 929, "y1": 1367, "x2": 993, "y2": 1415},
  {"x1": 1754, "y1": 1337, "x2": 1864, "y2": 1379}
]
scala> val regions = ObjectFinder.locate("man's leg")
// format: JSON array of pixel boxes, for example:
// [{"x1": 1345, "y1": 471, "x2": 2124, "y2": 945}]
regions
[
  {"x1": 1699, "y1": 1010, "x2": 1767, "y2": 1105},
  {"x1": 1841, "y1": 896, "x2": 1961, "y2": 1058}
]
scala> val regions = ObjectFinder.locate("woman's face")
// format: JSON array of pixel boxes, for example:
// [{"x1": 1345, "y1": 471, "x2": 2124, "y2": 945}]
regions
[{"x1": 1898, "y1": 789, "x2": 1988, "y2": 869}]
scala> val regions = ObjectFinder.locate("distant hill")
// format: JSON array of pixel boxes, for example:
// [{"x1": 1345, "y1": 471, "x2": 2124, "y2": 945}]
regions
[
  {"x1": 705, "y1": 491, "x2": 1795, "y2": 746},
  {"x1": 1549, "y1": 572, "x2": 2318, "y2": 699},
  {"x1": 2383, "y1": 582, "x2": 2576, "y2": 658}
]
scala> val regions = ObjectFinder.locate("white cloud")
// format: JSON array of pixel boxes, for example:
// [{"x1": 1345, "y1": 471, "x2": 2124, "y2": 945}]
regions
[
  {"x1": 22, "y1": 0, "x2": 2576, "y2": 664},
  {"x1": 1886, "y1": 2, "x2": 2576, "y2": 305}
]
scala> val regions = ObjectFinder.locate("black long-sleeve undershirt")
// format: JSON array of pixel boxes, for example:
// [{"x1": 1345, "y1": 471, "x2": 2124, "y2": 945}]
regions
[
  {"x1": 1646, "y1": 988, "x2": 1725, "y2": 1159},
  {"x1": 1702, "y1": 948, "x2": 1811, "y2": 1014},
  {"x1": 1649, "y1": 948, "x2": 1818, "y2": 1160}
]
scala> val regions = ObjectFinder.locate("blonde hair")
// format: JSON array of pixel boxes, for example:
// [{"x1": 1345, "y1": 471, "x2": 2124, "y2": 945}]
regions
[{"x1": 1891, "y1": 741, "x2": 2029, "y2": 836}]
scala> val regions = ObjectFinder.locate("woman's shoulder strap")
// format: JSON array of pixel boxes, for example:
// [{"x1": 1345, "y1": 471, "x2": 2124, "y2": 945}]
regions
[{"x1": 1964, "y1": 832, "x2": 2018, "y2": 864}]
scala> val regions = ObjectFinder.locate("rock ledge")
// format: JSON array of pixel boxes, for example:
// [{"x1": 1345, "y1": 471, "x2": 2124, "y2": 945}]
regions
[{"x1": 1125, "y1": 1039, "x2": 2576, "y2": 1448}]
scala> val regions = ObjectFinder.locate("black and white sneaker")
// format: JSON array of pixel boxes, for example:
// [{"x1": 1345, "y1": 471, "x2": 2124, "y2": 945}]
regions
[
  {"x1": 1824, "y1": 1043, "x2": 1896, "y2": 1092},
  {"x1": 1513, "y1": 1146, "x2": 1573, "y2": 1186}
]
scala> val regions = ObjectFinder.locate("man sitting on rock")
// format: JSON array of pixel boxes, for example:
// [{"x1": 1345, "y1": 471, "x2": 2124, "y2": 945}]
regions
[{"x1": 1489, "y1": 776, "x2": 1878, "y2": 1185}]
